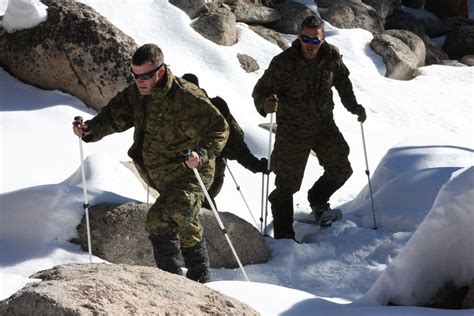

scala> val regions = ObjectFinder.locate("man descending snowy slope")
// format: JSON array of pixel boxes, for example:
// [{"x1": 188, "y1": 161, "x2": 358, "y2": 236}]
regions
[
  {"x1": 253, "y1": 15, "x2": 367, "y2": 240},
  {"x1": 73, "y1": 44, "x2": 229, "y2": 283}
]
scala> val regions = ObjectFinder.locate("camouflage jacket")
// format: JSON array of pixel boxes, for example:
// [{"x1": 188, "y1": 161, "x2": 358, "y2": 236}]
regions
[
  {"x1": 252, "y1": 40, "x2": 362, "y2": 138},
  {"x1": 83, "y1": 68, "x2": 229, "y2": 190}
]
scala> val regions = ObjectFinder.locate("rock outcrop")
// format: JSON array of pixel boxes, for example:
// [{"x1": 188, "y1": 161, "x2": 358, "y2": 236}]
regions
[
  {"x1": 192, "y1": 3, "x2": 237, "y2": 46},
  {"x1": 0, "y1": 0, "x2": 137, "y2": 112},
  {"x1": 72, "y1": 202, "x2": 270, "y2": 269},
  {"x1": 370, "y1": 29, "x2": 426, "y2": 80},
  {"x1": 0, "y1": 263, "x2": 258, "y2": 315},
  {"x1": 237, "y1": 53, "x2": 260, "y2": 73}
]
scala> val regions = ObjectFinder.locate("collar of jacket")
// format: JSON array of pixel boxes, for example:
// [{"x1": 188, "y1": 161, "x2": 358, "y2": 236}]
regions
[{"x1": 147, "y1": 65, "x2": 174, "y2": 101}]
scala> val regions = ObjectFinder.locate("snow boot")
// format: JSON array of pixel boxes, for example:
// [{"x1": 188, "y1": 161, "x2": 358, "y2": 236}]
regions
[
  {"x1": 149, "y1": 234, "x2": 184, "y2": 275},
  {"x1": 269, "y1": 191, "x2": 295, "y2": 239},
  {"x1": 181, "y1": 240, "x2": 211, "y2": 283},
  {"x1": 311, "y1": 203, "x2": 343, "y2": 227}
]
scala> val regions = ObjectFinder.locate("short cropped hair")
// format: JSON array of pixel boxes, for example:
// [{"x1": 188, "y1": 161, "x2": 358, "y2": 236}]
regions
[
  {"x1": 132, "y1": 43, "x2": 164, "y2": 66},
  {"x1": 300, "y1": 15, "x2": 325, "y2": 32}
]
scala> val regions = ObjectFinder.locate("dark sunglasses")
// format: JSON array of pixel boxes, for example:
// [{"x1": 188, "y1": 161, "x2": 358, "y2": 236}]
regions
[
  {"x1": 131, "y1": 64, "x2": 163, "y2": 81},
  {"x1": 300, "y1": 35, "x2": 321, "y2": 45}
]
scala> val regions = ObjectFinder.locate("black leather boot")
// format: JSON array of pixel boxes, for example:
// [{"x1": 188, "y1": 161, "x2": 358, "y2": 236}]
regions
[
  {"x1": 269, "y1": 190, "x2": 295, "y2": 239},
  {"x1": 149, "y1": 234, "x2": 183, "y2": 275},
  {"x1": 181, "y1": 240, "x2": 211, "y2": 283}
]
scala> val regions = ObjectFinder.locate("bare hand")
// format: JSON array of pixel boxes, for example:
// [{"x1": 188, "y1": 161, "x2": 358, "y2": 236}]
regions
[{"x1": 185, "y1": 151, "x2": 201, "y2": 169}]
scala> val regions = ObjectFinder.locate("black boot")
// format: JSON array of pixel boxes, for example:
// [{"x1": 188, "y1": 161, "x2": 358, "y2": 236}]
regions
[
  {"x1": 311, "y1": 203, "x2": 343, "y2": 227},
  {"x1": 269, "y1": 190, "x2": 295, "y2": 239},
  {"x1": 181, "y1": 240, "x2": 211, "y2": 283},
  {"x1": 149, "y1": 234, "x2": 183, "y2": 275}
]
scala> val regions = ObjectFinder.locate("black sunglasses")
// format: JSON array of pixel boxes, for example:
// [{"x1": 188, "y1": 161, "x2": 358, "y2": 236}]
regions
[
  {"x1": 300, "y1": 35, "x2": 321, "y2": 45},
  {"x1": 131, "y1": 64, "x2": 163, "y2": 81}
]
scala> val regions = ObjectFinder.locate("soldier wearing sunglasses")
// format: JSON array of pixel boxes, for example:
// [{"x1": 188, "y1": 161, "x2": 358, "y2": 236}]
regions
[
  {"x1": 252, "y1": 15, "x2": 367, "y2": 240},
  {"x1": 72, "y1": 43, "x2": 229, "y2": 283}
]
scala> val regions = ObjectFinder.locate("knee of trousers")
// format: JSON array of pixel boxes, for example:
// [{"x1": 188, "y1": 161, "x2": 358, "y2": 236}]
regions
[
  {"x1": 145, "y1": 190, "x2": 202, "y2": 236},
  {"x1": 325, "y1": 161, "x2": 353, "y2": 185},
  {"x1": 335, "y1": 163, "x2": 353, "y2": 184},
  {"x1": 268, "y1": 189, "x2": 293, "y2": 205}
]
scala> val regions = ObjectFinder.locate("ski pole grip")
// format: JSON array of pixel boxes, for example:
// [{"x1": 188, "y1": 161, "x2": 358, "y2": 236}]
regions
[
  {"x1": 74, "y1": 116, "x2": 84, "y2": 125},
  {"x1": 268, "y1": 94, "x2": 279, "y2": 102}
]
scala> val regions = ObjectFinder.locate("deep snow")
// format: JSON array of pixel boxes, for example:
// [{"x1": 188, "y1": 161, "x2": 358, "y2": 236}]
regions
[{"x1": 1, "y1": 0, "x2": 473, "y2": 315}]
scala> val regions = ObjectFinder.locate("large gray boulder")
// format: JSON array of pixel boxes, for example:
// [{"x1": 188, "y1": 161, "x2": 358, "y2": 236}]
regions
[
  {"x1": 232, "y1": 2, "x2": 281, "y2": 24},
  {"x1": 72, "y1": 202, "x2": 269, "y2": 269},
  {"x1": 317, "y1": 0, "x2": 385, "y2": 34},
  {"x1": 384, "y1": 10, "x2": 448, "y2": 65},
  {"x1": 370, "y1": 29, "x2": 426, "y2": 80},
  {"x1": 249, "y1": 25, "x2": 289, "y2": 50},
  {"x1": 200, "y1": 208, "x2": 267, "y2": 268},
  {"x1": 0, "y1": 263, "x2": 258, "y2": 315},
  {"x1": 268, "y1": 2, "x2": 314, "y2": 34},
  {"x1": 169, "y1": 0, "x2": 206, "y2": 19},
  {"x1": 192, "y1": 3, "x2": 237, "y2": 46},
  {"x1": 0, "y1": 0, "x2": 137, "y2": 112}
]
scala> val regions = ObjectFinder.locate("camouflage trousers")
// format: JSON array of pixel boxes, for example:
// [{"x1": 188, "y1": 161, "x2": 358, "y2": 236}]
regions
[
  {"x1": 144, "y1": 181, "x2": 207, "y2": 249},
  {"x1": 270, "y1": 120, "x2": 353, "y2": 208}
]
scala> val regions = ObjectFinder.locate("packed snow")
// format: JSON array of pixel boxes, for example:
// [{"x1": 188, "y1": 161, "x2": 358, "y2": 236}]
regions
[{"x1": 1, "y1": 0, "x2": 473, "y2": 315}]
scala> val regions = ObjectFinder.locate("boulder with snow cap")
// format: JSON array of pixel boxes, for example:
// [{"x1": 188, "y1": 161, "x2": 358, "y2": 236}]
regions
[{"x1": 0, "y1": 0, "x2": 137, "y2": 112}]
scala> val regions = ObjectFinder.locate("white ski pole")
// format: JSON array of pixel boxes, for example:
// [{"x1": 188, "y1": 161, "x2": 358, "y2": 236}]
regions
[
  {"x1": 262, "y1": 94, "x2": 278, "y2": 236},
  {"x1": 74, "y1": 116, "x2": 93, "y2": 263},
  {"x1": 360, "y1": 122, "x2": 377, "y2": 229},
  {"x1": 222, "y1": 158, "x2": 259, "y2": 227},
  {"x1": 263, "y1": 112, "x2": 274, "y2": 236},
  {"x1": 147, "y1": 185, "x2": 150, "y2": 204},
  {"x1": 184, "y1": 151, "x2": 250, "y2": 281},
  {"x1": 260, "y1": 173, "x2": 265, "y2": 234}
]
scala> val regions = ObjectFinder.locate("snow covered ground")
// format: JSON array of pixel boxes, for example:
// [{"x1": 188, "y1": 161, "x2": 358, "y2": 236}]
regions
[{"x1": 1, "y1": 0, "x2": 473, "y2": 315}]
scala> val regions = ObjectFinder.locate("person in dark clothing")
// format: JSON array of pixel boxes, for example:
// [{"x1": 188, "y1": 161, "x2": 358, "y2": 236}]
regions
[
  {"x1": 252, "y1": 15, "x2": 367, "y2": 240},
  {"x1": 182, "y1": 73, "x2": 269, "y2": 210}
]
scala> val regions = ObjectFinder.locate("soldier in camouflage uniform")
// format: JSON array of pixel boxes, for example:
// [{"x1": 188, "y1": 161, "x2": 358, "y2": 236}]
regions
[
  {"x1": 182, "y1": 73, "x2": 269, "y2": 210},
  {"x1": 252, "y1": 16, "x2": 367, "y2": 240},
  {"x1": 72, "y1": 44, "x2": 229, "y2": 283}
]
